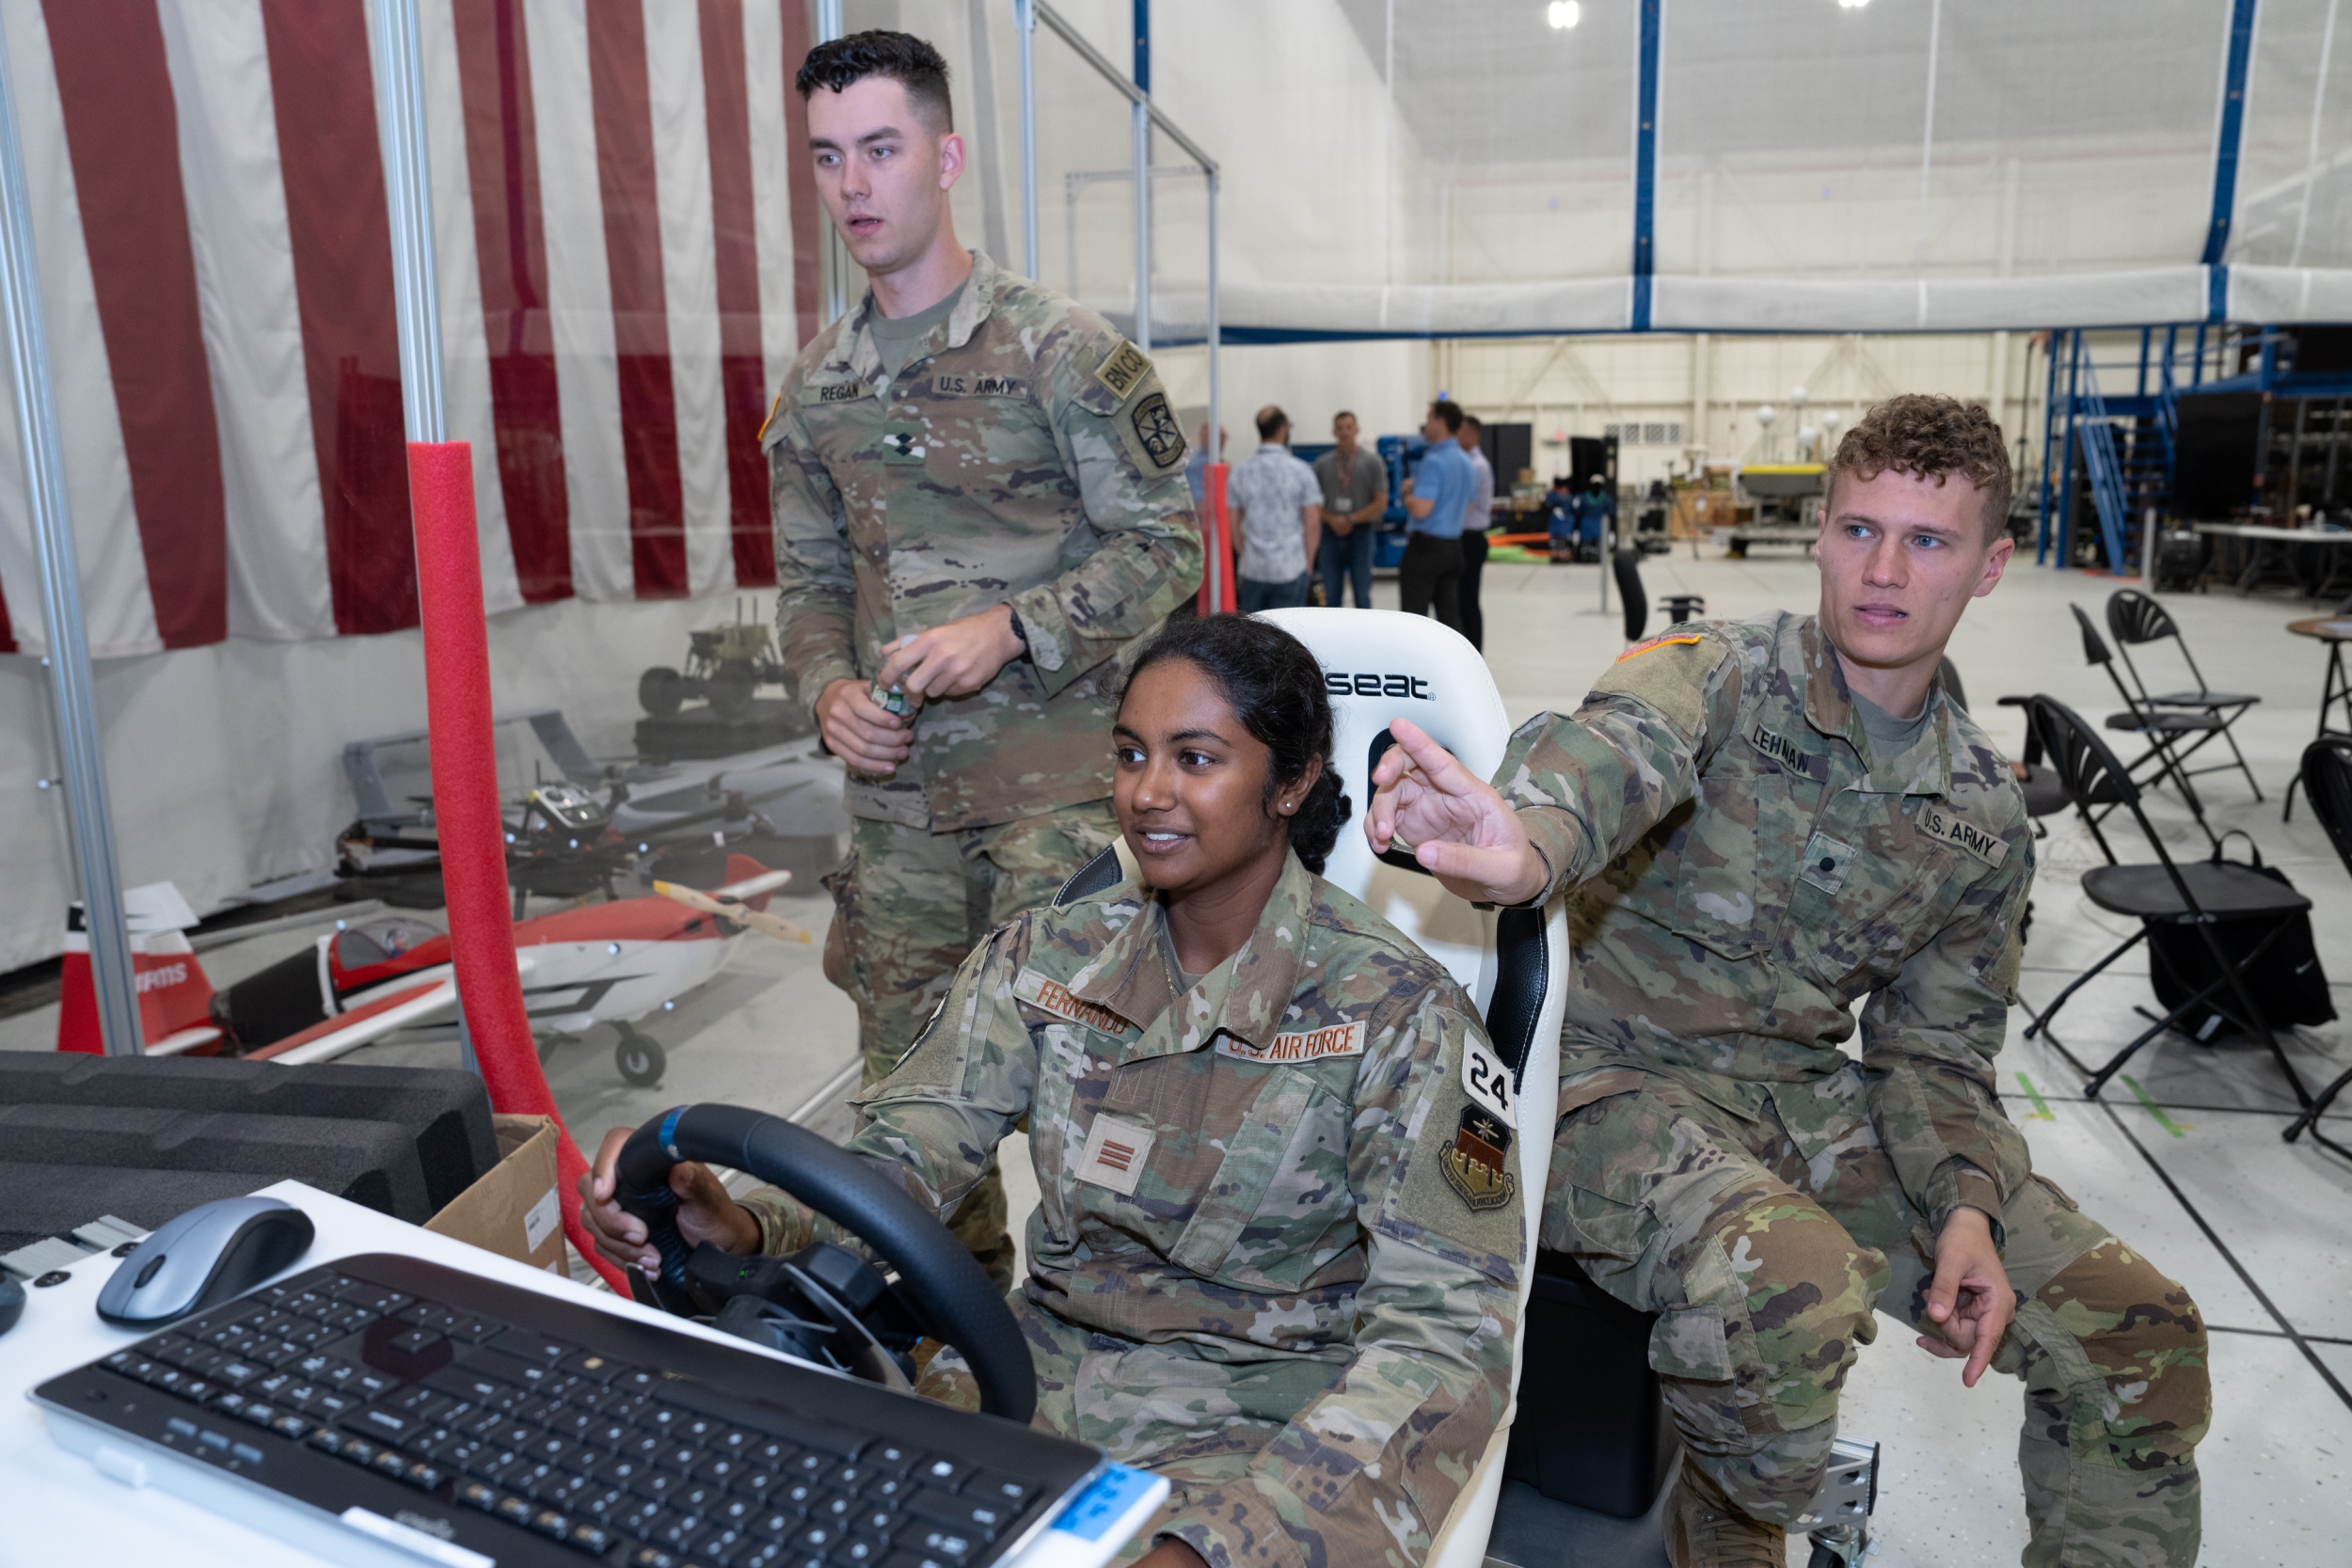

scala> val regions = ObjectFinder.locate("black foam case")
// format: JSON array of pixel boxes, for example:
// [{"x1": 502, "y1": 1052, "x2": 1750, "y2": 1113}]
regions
[
  {"x1": 1503, "y1": 1249, "x2": 1682, "y2": 1519},
  {"x1": 0, "y1": 1054, "x2": 496, "y2": 1212}
]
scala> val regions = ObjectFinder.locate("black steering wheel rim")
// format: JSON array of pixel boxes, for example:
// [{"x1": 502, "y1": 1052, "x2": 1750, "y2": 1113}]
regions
[{"x1": 614, "y1": 1102, "x2": 1035, "y2": 1423}]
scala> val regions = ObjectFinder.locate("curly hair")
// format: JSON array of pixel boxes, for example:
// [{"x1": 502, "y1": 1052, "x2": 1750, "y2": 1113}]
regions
[
  {"x1": 795, "y1": 31, "x2": 952, "y2": 134},
  {"x1": 1827, "y1": 393, "x2": 2011, "y2": 543},
  {"x1": 1121, "y1": 615, "x2": 1352, "y2": 876}
]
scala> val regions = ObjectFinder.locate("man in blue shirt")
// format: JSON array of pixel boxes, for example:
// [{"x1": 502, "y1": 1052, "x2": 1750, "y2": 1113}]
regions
[{"x1": 1400, "y1": 400, "x2": 1471, "y2": 630}]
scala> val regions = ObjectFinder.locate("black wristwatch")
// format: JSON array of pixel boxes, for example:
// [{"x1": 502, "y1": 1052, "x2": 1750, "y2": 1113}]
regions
[{"x1": 1005, "y1": 605, "x2": 1030, "y2": 655}]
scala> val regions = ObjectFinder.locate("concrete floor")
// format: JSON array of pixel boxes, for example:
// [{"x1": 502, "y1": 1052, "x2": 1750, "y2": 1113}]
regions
[{"x1": 6, "y1": 539, "x2": 2348, "y2": 1564}]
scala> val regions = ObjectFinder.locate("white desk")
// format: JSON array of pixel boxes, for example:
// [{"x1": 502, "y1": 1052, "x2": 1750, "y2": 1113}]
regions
[
  {"x1": 2192, "y1": 521, "x2": 2352, "y2": 595},
  {"x1": 5, "y1": 1181, "x2": 1159, "y2": 1568}
]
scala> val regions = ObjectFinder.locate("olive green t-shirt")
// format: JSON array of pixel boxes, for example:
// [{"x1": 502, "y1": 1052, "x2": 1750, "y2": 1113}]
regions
[
  {"x1": 870, "y1": 278, "x2": 966, "y2": 382},
  {"x1": 1850, "y1": 688, "x2": 1932, "y2": 768}
]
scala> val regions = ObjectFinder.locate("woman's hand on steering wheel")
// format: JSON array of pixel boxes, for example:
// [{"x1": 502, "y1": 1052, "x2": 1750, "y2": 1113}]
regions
[{"x1": 579, "y1": 1125, "x2": 760, "y2": 1274}]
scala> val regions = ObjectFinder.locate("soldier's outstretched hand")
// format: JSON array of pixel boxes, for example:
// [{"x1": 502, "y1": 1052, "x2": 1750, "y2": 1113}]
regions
[
  {"x1": 1916, "y1": 1206, "x2": 2016, "y2": 1387},
  {"x1": 1366, "y1": 718, "x2": 1551, "y2": 906}
]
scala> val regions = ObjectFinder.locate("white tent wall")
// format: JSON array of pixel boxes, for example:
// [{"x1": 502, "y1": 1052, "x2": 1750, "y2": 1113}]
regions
[{"x1": 1439, "y1": 328, "x2": 2057, "y2": 490}]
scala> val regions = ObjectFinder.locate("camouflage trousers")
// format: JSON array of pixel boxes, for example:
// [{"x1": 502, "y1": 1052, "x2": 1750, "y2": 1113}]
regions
[
  {"x1": 918, "y1": 1299, "x2": 1360, "y2": 1567},
  {"x1": 823, "y1": 802, "x2": 1120, "y2": 1287},
  {"x1": 1542, "y1": 1068, "x2": 2208, "y2": 1568}
]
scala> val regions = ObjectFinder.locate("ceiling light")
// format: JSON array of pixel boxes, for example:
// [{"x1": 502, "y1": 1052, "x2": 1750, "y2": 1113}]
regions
[
  {"x1": 1837, "y1": 0, "x2": 1871, "y2": 9},
  {"x1": 1547, "y1": 1, "x2": 1581, "y2": 29}
]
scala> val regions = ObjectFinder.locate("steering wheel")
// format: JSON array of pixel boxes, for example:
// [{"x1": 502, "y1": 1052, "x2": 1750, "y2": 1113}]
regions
[{"x1": 612, "y1": 1102, "x2": 1035, "y2": 1422}]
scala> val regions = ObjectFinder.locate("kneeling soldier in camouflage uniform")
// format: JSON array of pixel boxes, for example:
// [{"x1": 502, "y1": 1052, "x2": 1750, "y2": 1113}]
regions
[
  {"x1": 768, "y1": 35, "x2": 1200, "y2": 1287},
  {"x1": 582, "y1": 617, "x2": 1521, "y2": 1568},
  {"x1": 1367, "y1": 397, "x2": 2207, "y2": 1568}
]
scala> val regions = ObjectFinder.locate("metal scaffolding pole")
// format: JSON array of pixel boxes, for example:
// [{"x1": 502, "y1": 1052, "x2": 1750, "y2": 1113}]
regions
[
  {"x1": 369, "y1": 0, "x2": 447, "y2": 443},
  {"x1": 1016, "y1": 0, "x2": 1038, "y2": 277},
  {"x1": 0, "y1": 9, "x2": 138, "y2": 1053},
  {"x1": 818, "y1": 0, "x2": 847, "y2": 323}
]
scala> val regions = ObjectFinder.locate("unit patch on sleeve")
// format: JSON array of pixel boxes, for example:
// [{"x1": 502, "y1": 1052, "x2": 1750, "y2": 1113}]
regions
[
  {"x1": 1013, "y1": 967, "x2": 1136, "y2": 1036},
  {"x1": 1461, "y1": 1038, "x2": 1518, "y2": 1130},
  {"x1": 1439, "y1": 1103, "x2": 1517, "y2": 1212},
  {"x1": 1214, "y1": 1018, "x2": 1367, "y2": 1065},
  {"x1": 1129, "y1": 391, "x2": 1187, "y2": 472},
  {"x1": 1613, "y1": 632, "x2": 1706, "y2": 663},
  {"x1": 1092, "y1": 339, "x2": 1153, "y2": 402},
  {"x1": 1917, "y1": 802, "x2": 2008, "y2": 867},
  {"x1": 1075, "y1": 1115, "x2": 1156, "y2": 1196}
]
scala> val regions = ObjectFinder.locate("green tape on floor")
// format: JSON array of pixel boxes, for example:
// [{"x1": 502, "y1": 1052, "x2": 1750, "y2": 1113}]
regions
[
  {"x1": 2122, "y1": 1075, "x2": 2193, "y2": 1137},
  {"x1": 2014, "y1": 1071, "x2": 2056, "y2": 1121}
]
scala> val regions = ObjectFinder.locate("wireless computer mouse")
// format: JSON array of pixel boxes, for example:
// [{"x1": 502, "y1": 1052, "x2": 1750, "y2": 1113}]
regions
[
  {"x1": 95, "y1": 1196, "x2": 315, "y2": 1328},
  {"x1": 0, "y1": 1273, "x2": 23, "y2": 1336}
]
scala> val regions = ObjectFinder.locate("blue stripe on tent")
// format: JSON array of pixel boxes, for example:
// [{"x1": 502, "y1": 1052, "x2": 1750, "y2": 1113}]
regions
[
  {"x1": 1630, "y1": 0, "x2": 1661, "y2": 331},
  {"x1": 2208, "y1": 263, "x2": 2230, "y2": 323},
  {"x1": 2201, "y1": 0, "x2": 2259, "y2": 265},
  {"x1": 1132, "y1": 0, "x2": 1149, "y2": 90}
]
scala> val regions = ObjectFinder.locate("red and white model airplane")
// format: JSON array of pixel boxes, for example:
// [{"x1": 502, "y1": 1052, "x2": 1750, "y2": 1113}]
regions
[{"x1": 59, "y1": 858, "x2": 808, "y2": 1087}]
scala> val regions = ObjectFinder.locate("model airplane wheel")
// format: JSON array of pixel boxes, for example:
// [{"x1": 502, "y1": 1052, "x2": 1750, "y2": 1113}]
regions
[
  {"x1": 613, "y1": 1025, "x2": 666, "y2": 1086},
  {"x1": 707, "y1": 663, "x2": 756, "y2": 719},
  {"x1": 639, "y1": 665, "x2": 685, "y2": 717}
]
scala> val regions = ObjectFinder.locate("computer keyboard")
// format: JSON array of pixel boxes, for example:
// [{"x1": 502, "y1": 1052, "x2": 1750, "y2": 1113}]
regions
[{"x1": 33, "y1": 1252, "x2": 1114, "y2": 1568}]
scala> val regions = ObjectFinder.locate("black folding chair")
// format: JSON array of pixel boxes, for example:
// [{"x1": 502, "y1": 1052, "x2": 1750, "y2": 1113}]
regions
[
  {"x1": 1995, "y1": 694, "x2": 2074, "y2": 822},
  {"x1": 2067, "y1": 603, "x2": 2224, "y2": 850},
  {"x1": 2283, "y1": 738, "x2": 2352, "y2": 1160},
  {"x1": 2106, "y1": 589, "x2": 2264, "y2": 801},
  {"x1": 2019, "y1": 696, "x2": 2317, "y2": 1106}
]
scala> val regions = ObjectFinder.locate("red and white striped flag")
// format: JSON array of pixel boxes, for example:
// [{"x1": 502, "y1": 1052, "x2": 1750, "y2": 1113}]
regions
[{"x1": 0, "y1": 0, "x2": 822, "y2": 657}]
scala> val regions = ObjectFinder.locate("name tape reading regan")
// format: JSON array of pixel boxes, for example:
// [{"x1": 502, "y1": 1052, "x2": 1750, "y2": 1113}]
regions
[{"x1": 1215, "y1": 1019, "x2": 1368, "y2": 1065}]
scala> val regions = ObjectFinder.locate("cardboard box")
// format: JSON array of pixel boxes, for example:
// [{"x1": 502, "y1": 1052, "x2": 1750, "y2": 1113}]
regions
[{"x1": 424, "y1": 1114, "x2": 569, "y2": 1275}]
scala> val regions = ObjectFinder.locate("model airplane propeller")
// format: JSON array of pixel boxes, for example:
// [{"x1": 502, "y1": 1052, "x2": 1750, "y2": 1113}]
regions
[{"x1": 652, "y1": 870, "x2": 812, "y2": 944}]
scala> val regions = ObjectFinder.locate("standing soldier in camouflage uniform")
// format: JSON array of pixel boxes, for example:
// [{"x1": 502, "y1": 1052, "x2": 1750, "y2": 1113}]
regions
[
  {"x1": 768, "y1": 34, "x2": 1200, "y2": 1284},
  {"x1": 1367, "y1": 397, "x2": 2208, "y2": 1568},
  {"x1": 582, "y1": 618, "x2": 1522, "y2": 1568}
]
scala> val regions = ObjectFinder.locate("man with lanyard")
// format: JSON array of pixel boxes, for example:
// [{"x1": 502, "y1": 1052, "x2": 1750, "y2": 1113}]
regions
[
  {"x1": 764, "y1": 31, "x2": 1200, "y2": 1285},
  {"x1": 1365, "y1": 396, "x2": 2209, "y2": 1567},
  {"x1": 1399, "y1": 400, "x2": 1472, "y2": 630},
  {"x1": 1312, "y1": 410, "x2": 1388, "y2": 608}
]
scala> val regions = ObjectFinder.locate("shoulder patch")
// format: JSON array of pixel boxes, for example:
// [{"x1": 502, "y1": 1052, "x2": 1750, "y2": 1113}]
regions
[
  {"x1": 1591, "y1": 629, "x2": 1729, "y2": 738},
  {"x1": 1916, "y1": 802, "x2": 2009, "y2": 867},
  {"x1": 1092, "y1": 339, "x2": 1152, "y2": 403},
  {"x1": 1128, "y1": 390, "x2": 1187, "y2": 472},
  {"x1": 1440, "y1": 1103, "x2": 1518, "y2": 1212},
  {"x1": 1214, "y1": 1018, "x2": 1366, "y2": 1065},
  {"x1": 1013, "y1": 967, "x2": 1136, "y2": 1035},
  {"x1": 1615, "y1": 632, "x2": 1706, "y2": 662}
]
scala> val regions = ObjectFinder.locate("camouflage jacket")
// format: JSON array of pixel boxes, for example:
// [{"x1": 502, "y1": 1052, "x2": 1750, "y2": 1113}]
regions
[
  {"x1": 1496, "y1": 610, "x2": 2036, "y2": 1238},
  {"x1": 742, "y1": 853, "x2": 1521, "y2": 1567},
  {"x1": 764, "y1": 251, "x2": 1202, "y2": 832}
]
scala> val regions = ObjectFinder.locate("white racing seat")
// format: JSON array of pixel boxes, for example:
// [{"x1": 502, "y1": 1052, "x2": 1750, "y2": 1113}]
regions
[{"x1": 1254, "y1": 608, "x2": 1570, "y2": 1568}]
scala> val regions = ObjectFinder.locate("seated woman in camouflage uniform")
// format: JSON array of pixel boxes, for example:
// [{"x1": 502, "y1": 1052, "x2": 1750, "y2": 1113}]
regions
[{"x1": 580, "y1": 614, "x2": 1524, "y2": 1568}]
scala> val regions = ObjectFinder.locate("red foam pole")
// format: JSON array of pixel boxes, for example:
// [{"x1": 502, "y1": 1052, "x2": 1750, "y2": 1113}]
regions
[
  {"x1": 407, "y1": 440, "x2": 628, "y2": 1293},
  {"x1": 1198, "y1": 462, "x2": 1233, "y2": 616}
]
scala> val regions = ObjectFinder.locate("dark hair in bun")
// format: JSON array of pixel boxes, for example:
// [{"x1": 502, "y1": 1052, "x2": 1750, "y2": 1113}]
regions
[{"x1": 1120, "y1": 614, "x2": 1351, "y2": 874}]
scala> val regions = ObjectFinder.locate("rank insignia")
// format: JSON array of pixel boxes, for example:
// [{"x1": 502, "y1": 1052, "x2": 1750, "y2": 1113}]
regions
[
  {"x1": 1440, "y1": 1104, "x2": 1517, "y2": 1212},
  {"x1": 1130, "y1": 391, "x2": 1186, "y2": 471},
  {"x1": 1092, "y1": 339, "x2": 1152, "y2": 401}
]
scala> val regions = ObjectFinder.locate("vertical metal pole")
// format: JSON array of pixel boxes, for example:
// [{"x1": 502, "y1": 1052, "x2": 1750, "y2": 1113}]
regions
[
  {"x1": 1130, "y1": 0, "x2": 1149, "y2": 352},
  {"x1": 2038, "y1": 329, "x2": 2060, "y2": 562},
  {"x1": 1016, "y1": 0, "x2": 1038, "y2": 278},
  {"x1": 1130, "y1": 104, "x2": 1150, "y2": 351},
  {"x1": 2058, "y1": 331, "x2": 2083, "y2": 568},
  {"x1": 1206, "y1": 169, "x2": 1219, "y2": 469},
  {"x1": 369, "y1": 0, "x2": 447, "y2": 443},
  {"x1": 0, "y1": 13, "x2": 138, "y2": 1054},
  {"x1": 817, "y1": 0, "x2": 846, "y2": 323}
]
